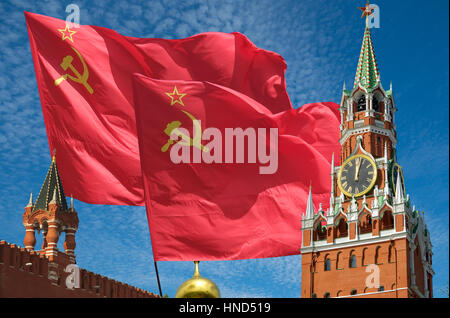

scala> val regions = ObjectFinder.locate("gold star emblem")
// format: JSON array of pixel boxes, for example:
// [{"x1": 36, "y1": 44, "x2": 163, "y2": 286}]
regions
[
  {"x1": 165, "y1": 86, "x2": 186, "y2": 106},
  {"x1": 358, "y1": 0, "x2": 374, "y2": 19},
  {"x1": 58, "y1": 24, "x2": 77, "y2": 43}
]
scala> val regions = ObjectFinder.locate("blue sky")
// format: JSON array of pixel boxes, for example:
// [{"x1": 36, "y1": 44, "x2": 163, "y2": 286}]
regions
[{"x1": 0, "y1": 0, "x2": 448, "y2": 298}]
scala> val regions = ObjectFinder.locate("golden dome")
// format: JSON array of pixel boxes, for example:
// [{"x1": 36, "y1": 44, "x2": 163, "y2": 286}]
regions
[{"x1": 175, "y1": 261, "x2": 220, "y2": 298}]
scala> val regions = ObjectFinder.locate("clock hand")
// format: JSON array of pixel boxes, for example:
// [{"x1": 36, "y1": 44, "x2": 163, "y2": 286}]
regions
[{"x1": 354, "y1": 158, "x2": 361, "y2": 182}]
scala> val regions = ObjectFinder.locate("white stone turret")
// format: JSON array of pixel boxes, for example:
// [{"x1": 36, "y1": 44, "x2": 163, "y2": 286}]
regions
[
  {"x1": 384, "y1": 142, "x2": 391, "y2": 198},
  {"x1": 49, "y1": 188, "x2": 59, "y2": 205},
  {"x1": 329, "y1": 153, "x2": 335, "y2": 213},
  {"x1": 394, "y1": 169, "x2": 404, "y2": 204},
  {"x1": 26, "y1": 193, "x2": 33, "y2": 208},
  {"x1": 305, "y1": 186, "x2": 315, "y2": 219}
]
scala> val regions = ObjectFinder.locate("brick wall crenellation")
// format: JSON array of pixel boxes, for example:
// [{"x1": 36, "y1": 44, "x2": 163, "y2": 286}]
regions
[{"x1": 0, "y1": 239, "x2": 159, "y2": 298}]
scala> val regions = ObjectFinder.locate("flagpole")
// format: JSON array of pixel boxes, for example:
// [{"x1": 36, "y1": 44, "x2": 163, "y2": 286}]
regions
[{"x1": 154, "y1": 261, "x2": 163, "y2": 297}]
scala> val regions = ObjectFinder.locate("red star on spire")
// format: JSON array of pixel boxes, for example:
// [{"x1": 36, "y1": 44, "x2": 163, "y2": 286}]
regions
[{"x1": 358, "y1": 1, "x2": 374, "y2": 19}]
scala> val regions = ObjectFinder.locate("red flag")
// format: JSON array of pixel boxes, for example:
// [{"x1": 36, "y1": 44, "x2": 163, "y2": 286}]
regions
[
  {"x1": 132, "y1": 74, "x2": 340, "y2": 261},
  {"x1": 25, "y1": 11, "x2": 292, "y2": 206}
]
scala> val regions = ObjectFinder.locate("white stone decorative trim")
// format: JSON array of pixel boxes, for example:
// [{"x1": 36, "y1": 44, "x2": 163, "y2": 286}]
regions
[
  {"x1": 340, "y1": 125, "x2": 397, "y2": 146},
  {"x1": 354, "y1": 119, "x2": 364, "y2": 128},
  {"x1": 375, "y1": 120, "x2": 384, "y2": 128},
  {"x1": 334, "y1": 287, "x2": 408, "y2": 298},
  {"x1": 300, "y1": 231, "x2": 406, "y2": 253}
]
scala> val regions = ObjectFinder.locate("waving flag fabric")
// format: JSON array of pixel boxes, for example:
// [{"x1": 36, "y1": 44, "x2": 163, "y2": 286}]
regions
[
  {"x1": 132, "y1": 74, "x2": 340, "y2": 261},
  {"x1": 25, "y1": 11, "x2": 292, "y2": 206}
]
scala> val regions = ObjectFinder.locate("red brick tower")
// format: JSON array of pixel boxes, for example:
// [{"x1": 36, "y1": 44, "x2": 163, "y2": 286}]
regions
[
  {"x1": 300, "y1": 3, "x2": 433, "y2": 298},
  {"x1": 0, "y1": 156, "x2": 158, "y2": 297},
  {"x1": 22, "y1": 155, "x2": 79, "y2": 281},
  {"x1": 0, "y1": 157, "x2": 159, "y2": 298}
]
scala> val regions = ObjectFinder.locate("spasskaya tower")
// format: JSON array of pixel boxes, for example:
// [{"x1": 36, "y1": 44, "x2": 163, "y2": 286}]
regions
[{"x1": 300, "y1": 1, "x2": 433, "y2": 298}]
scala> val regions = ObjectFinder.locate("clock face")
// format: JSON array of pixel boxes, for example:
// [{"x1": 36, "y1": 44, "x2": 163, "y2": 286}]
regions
[
  {"x1": 391, "y1": 163, "x2": 405, "y2": 195},
  {"x1": 338, "y1": 154, "x2": 377, "y2": 197}
]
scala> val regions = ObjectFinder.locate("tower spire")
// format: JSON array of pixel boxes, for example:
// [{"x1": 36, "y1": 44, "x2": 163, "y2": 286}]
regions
[
  {"x1": 354, "y1": 1, "x2": 380, "y2": 90},
  {"x1": 33, "y1": 156, "x2": 68, "y2": 212},
  {"x1": 306, "y1": 186, "x2": 315, "y2": 219},
  {"x1": 329, "y1": 153, "x2": 335, "y2": 212},
  {"x1": 49, "y1": 188, "x2": 59, "y2": 205},
  {"x1": 394, "y1": 170, "x2": 404, "y2": 204},
  {"x1": 26, "y1": 193, "x2": 34, "y2": 208}
]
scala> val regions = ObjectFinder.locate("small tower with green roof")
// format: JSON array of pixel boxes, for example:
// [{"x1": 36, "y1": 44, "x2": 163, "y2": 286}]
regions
[{"x1": 22, "y1": 155, "x2": 79, "y2": 264}]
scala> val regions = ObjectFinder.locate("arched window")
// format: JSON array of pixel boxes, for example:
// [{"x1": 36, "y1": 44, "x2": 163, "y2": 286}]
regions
[
  {"x1": 312, "y1": 293, "x2": 317, "y2": 298},
  {"x1": 388, "y1": 245, "x2": 394, "y2": 263},
  {"x1": 324, "y1": 256, "x2": 331, "y2": 271},
  {"x1": 378, "y1": 286, "x2": 384, "y2": 292},
  {"x1": 356, "y1": 95, "x2": 366, "y2": 112},
  {"x1": 359, "y1": 213, "x2": 372, "y2": 234},
  {"x1": 349, "y1": 251, "x2": 357, "y2": 268},
  {"x1": 350, "y1": 289, "x2": 357, "y2": 295},
  {"x1": 381, "y1": 210, "x2": 394, "y2": 230},
  {"x1": 372, "y1": 96, "x2": 380, "y2": 112},
  {"x1": 362, "y1": 248, "x2": 368, "y2": 266},
  {"x1": 313, "y1": 221, "x2": 327, "y2": 241},
  {"x1": 336, "y1": 252, "x2": 343, "y2": 270},
  {"x1": 336, "y1": 290, "x2": 343, "y2": 297},
  {"x1": 324, "y1": 292, "x2": 331, "y2": 298},
  {"x1": 336, "y1": 218, "x2": 348, "y2": 238},
  {"x1": 375, "y1": 246, "x2": 382, "y2": 264}
]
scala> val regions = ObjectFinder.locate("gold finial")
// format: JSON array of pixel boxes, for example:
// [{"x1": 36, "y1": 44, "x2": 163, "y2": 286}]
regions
[
  {"x1": 52, "y1": 149, "x2": 57, "y2": 162},
  {"x1": 193, "y1": 261, "x2": 200, "y2": 278},
  {"x1": 175, "y1": 261, "x2": 220, "y2": 298}
]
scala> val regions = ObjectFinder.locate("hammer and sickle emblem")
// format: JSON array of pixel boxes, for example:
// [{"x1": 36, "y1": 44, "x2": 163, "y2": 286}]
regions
[
  {"x1": 54, "y1": 46, "x2": 94, "y2": 94},
  {"x1": 161, "y1": 110, "x2": 209, "y2": 153}
]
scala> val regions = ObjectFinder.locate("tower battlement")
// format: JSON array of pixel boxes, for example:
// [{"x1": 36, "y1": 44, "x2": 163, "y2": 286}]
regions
[{"x1": 0, "y1": 240, "x2": 158, "y2": 297}]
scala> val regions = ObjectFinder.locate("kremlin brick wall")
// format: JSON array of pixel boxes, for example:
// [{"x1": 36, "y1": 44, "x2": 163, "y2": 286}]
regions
[{"x1": 0, "y1": 240, "x2": 158, "y2": 298}]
